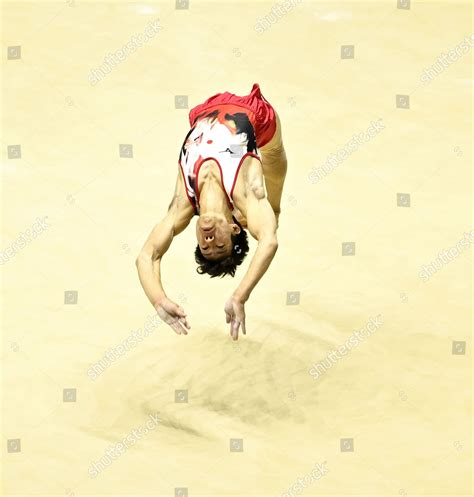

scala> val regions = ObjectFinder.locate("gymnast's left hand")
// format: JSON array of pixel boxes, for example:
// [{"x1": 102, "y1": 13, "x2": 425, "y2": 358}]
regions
[{"x1": 224, "y1": 296, "x2": 246, "y2": 341}]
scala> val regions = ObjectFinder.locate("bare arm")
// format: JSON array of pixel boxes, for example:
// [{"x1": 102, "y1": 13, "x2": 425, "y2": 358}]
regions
[
  {"x1": 224, "y1": 169, "x2": 278, "y2": 340},
  {"x1": 233, "y1": 184, "x2": 278, "y2": 303},
  {"x1": 136, "y1": 172, "x2": 194, "y2": 334}
]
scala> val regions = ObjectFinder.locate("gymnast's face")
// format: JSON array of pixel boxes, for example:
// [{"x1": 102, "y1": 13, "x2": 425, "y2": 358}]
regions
[{"x1": 196, "y1": 214, "x2": 240, "y2": 260}]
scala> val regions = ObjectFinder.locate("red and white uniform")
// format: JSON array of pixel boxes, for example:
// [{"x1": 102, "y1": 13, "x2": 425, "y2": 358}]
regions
[{"x1": 178, "y1": 84, "x2": 276, "y2": 215}]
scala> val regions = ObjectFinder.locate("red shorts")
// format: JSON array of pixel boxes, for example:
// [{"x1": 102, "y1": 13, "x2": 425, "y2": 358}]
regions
[{"x1": 188, "y1": 83, "x2": 277, "y2": 149}]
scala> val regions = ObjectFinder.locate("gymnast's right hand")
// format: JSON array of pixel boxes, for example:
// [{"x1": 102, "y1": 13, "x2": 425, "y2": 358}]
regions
[{"x1": 154, "y1": 297, "x2": 190, "y2": 335}]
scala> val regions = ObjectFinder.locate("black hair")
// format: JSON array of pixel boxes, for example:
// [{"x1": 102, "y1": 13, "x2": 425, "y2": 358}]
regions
[{"x1": 194, "y1": 217, "x2": 249, "y2": 278}]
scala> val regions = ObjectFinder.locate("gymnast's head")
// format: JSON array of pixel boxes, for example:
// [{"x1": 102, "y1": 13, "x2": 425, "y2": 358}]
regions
[{"x1": 194, "y1": 213, "x2": 249, "y2": 277}]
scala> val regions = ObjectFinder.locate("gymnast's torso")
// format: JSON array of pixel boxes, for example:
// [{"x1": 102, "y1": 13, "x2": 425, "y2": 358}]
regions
[{"x1": 178, "y1": 104, "x2": 263, "y2": 224}]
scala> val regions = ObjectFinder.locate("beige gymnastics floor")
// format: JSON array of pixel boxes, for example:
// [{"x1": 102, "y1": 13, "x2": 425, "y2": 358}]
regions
[{"x1": 1, "y1": 1, "x2": 472, "y2": 496}]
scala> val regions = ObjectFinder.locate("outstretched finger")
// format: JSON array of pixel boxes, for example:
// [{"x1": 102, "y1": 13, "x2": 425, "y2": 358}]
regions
[
  {"x1": 176, "y1": 319, "x2": 188, "y2": 335},
  {"x1": 171, "y1": 318, "x2": 188, "y2": 335},
  {"x1": 232, "y1": 319, "x2": 240, "y2": 341},
  {"x1": 179, "y1": 316, "x2": 191, "y2": 330},
  {"x1": 170, "y1": 321, "x2": 183, "y2": 335},
  {"x1": 241, "y1": 318, "x2": 246, "y2": 335}
]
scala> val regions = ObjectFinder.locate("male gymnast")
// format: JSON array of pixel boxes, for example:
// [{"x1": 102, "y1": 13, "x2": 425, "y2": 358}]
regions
[{"x1": 136, "y1": 83, "x2": 287, "y2": 340}]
